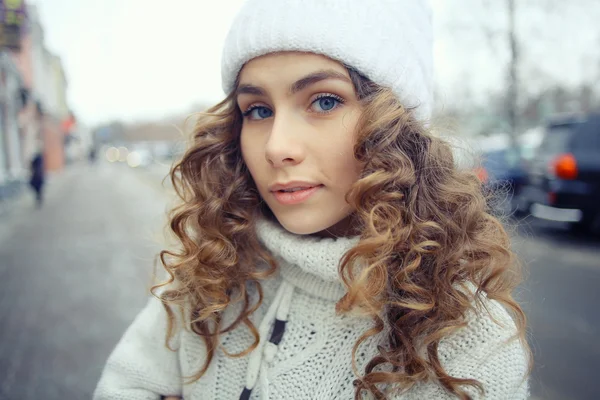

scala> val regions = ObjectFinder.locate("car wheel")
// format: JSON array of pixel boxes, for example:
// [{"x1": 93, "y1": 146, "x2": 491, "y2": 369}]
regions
[{"x1": 570, "y1": 215, "x2": 600, "y2": 236}]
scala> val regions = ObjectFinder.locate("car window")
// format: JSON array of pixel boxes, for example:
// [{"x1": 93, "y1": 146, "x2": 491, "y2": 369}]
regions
[
  {"x1": 520, "y1": 145, "x2": 537, "y2": 161},
  {"x1": 483, "y1": 148, "x2": 520, "y2": 171},
  {"x1": 505, "y1": 148, "x2": 520, "y2": 167},
  {"x1": 538, "y1": 122, "x2": 582, "y2": 155},
  {"x1": 483, "y1": 150, "x2": 507, "y2": 167},
  {"x1": 571, "y1": 115, "x2": 600, "y2": 152}
]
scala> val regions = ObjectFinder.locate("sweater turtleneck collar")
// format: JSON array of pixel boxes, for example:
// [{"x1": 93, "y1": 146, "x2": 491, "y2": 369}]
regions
[{"x1": 255, "y1": 218, "x2": 360, "y2": 301}]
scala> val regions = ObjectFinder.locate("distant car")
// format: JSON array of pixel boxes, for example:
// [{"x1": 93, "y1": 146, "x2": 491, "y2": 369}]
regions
[
  {"x1": 516, "y1": 113, "x2": 600, "y2": 233},
  {"x1": 471, "y1": 134, "x2": 539, "y2": 215},
  {"x1": 478, "y1": 147, "x2": 527, "y2": 202}
]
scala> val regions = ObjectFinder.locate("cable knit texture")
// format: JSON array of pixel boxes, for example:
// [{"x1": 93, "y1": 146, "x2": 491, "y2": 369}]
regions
[
  {"x1": 255, "y1": 218, "x2": 359, "y2": 285},
  {"x1": 94, "y1": 219, "x2": 529, "y2": 400},
  {"x1": 220, "y1": 0, "x2": 434, "y2": 122}
]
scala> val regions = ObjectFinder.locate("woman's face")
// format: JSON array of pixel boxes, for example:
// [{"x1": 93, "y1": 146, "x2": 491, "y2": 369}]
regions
[{"x1": 237, "y1": 52, "x2": 363, "y2": 236}]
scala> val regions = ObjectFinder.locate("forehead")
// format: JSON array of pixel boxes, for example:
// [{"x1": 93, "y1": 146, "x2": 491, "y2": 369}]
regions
[{"x1": 238, "y1": 52, "x2": 349, "y2": 85}]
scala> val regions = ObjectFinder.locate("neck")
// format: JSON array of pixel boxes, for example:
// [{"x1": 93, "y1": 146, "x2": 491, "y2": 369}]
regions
[{"x1": 313, "y1": 214, "x2": 361, "y2": 239}]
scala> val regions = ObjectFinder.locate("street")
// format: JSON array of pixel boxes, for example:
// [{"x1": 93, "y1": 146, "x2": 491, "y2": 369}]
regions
[
  {"x1": 514, "y1": 221, "x2": 600, "y2": 400},
  {"x1": 0, "y1": 162, "x2": 599, "y2": 400},
  {"x1": 0, "y1": 162, "x2": 171, "y2": 399}
]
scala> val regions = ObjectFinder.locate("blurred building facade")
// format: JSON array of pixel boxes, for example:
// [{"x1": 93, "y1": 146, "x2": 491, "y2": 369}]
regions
[
  {"x1": 0, "y1": 0, "x2": 28, "y2": 193},
  {"x1": 1, "y1": 0, "x2": 74, "y2": 200},
  {"x1": 0, "y1": 51, "x2": 25, "y2": 183},
  {"x1": 11, "y1": 3, "x2": 71, "y2": 173}
]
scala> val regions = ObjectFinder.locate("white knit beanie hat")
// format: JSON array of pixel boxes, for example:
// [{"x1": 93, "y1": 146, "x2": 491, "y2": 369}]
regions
[{"x1": 221, "y1": 0, "x2": 434, "y2": 122}]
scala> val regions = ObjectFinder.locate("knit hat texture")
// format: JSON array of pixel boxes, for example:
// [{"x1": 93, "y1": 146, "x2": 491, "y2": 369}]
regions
[{"x1": 221, "y1": 0, "x2": 434, "y2": 122}]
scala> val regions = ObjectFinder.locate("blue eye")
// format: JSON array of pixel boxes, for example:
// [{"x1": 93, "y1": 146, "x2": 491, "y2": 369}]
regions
[
  {"x1": 243, "y1": 106, "x2": 273, "y2": 120},
  {"x1": 311, "y1": 95, "x2": 344, "y2": 113}
]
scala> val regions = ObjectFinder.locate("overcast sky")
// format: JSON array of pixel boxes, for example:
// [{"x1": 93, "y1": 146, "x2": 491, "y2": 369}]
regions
[{"x1": 32, "y1": 1, "x2": 600, "y2": 126}]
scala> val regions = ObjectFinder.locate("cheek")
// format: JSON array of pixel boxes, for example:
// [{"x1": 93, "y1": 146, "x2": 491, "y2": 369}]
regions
[
  {"x1": 331, "y1": 149, "x2": 361, "y2": 186},
  {"x1": 325, "y1": 115, "x2": 362, "y2": 185},
  {"x1": 240, "y1": 129, "x2": 259, "y2": 163},
  {"x1": 240, "y1": 130, "x2": 273, "y2": 200}
]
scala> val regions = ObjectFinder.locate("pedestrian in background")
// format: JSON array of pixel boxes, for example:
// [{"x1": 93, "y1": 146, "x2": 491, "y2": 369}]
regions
[
  {"x1": 29, "y1": 151, "x2": 45, "y2": 208},
  {"x1": 94, "y1": 0, "x2": 531, "y2": 399},
  {"x1": 89, "y1": 147, "x2": 97, "y2": 164}
]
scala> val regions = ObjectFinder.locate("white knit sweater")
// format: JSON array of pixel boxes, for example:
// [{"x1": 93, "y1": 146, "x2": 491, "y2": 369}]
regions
[{"x1": 94, "y1": 219, "x2": 529, "y2": 400}]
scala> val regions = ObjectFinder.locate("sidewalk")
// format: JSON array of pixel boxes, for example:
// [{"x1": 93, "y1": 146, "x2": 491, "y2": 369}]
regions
[
  {"x1": 0, "y1": 180, "x2": 27, "y2": 219},
  {"x1": 0, "y1": 161, "x2": 173, "y2": 400},
  {"x1": 135, "y1": 161, "x2": 175, "y2": 193},
  {"x1": 0, "y1": 168, "x2": 73, "y2": 221}
]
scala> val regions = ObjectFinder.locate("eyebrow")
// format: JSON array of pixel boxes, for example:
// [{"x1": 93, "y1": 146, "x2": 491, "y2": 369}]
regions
[{"x1": 236, "y1": 69, "x2": 352, "y2": 98}]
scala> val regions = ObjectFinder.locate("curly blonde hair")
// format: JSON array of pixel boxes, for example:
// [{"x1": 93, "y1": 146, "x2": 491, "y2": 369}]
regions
[{"x1": 153, "y1": 68, "x2": 531, "y2": 399}]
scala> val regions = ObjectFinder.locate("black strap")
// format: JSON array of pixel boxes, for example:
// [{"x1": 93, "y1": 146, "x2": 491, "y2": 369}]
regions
[
  {"x1": 269, "y1": 319, "x2": 287, "y2": 345},
  {"x1": 239, "y1": 387, "x2": 252, "y2": 400},
  {"x1": 238, "y1": 318, "x2": 289, "y2": 399}
]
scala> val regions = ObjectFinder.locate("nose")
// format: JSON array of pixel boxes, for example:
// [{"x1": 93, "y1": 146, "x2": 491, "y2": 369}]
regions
[{"x1": 264, "y1": 112, "x2": 306, "y2": 168}]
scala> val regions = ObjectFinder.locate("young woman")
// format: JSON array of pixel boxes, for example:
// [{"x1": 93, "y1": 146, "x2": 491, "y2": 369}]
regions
[{"x1": 94, "y1": 1, "x2": 531, "y2": 399}]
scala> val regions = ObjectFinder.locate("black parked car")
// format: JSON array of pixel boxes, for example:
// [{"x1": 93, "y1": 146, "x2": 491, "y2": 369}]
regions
[
  {"x1": 516, "y1": 113, "x2": 600, "y2": 233},
  {"x1": 471, "y1": 133, "x2": 541, "y2": 215},
  {"x1": 474, "y1": 146, "x2": 523, "y2": 216}
]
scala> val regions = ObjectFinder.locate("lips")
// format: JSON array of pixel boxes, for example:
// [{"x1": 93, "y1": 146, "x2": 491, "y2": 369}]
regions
[
  {"x1": 269, "y1": 181, "x2": 322, "y2": 192},
  {"x1": 269, "y1": 182, "x2": 323, "y2": 205}
]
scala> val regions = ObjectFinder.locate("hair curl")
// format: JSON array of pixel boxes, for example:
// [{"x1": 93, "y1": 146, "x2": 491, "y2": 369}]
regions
[{"x1": 153, "y1": 67, "x2": 532, "y2": 399}]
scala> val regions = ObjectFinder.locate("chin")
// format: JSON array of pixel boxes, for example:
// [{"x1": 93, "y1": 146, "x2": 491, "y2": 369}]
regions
[
  {"x1": 270, "y1": 208, "x2": 353, "y2": 237},
  {"x1": 276, "y1": 217, "x2": 327, "y2": 235}
]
